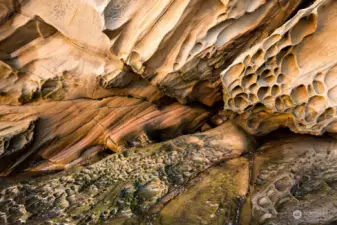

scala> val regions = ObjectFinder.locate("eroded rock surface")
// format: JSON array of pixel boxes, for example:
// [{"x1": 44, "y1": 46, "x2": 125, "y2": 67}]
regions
[
  {"x1": 221, "y1": 0, "x2": 337, "y2": 136},
  {"x1": 0, "y1": 96, "x2": 209, "y2": 175},
  {"x1": 4, "y1": 123, "x2": 337, "y2": 225},
  {"x1": 0, "y1": 0, "x2": 304, "y2": 106},
  {"x1": 0, "y1": 122, "x2": 255, "y2": 224},
  {"x1": 251, "y1": 134, "x2": 337, "y2": 224},
  {"x1": 0, "y1": 0, "x2": 307, "y2": 174},
  {"x1": 152, "y1": 157, "x2": 250, "y2": 225},
  {"x1": 3, "y1": 0, "x2": 337, "y2": 224}
]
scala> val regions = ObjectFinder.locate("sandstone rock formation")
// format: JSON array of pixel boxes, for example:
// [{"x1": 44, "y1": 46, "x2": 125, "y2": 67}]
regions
[
  {"x1": 3, "y1": 123, "x2": 337, "y2": 225},
  {"x1": 0, "y1": 0, "x2": 304, "y2": 105},
  {"x1": 0, "y1": 0, "x2": 307, "y2": 174},
  {"x1": 0, "y1": 122, "x2": 255, "y2": 224},
  {"x1": 221, "y1": 0, "x2": 337, "y2": 136},
  {"x1": 2, "y1": 0, "x2": 337, "y2": 224},
  {"x1": 0, "y1": 96, "x2": 210, "y2": 175}
]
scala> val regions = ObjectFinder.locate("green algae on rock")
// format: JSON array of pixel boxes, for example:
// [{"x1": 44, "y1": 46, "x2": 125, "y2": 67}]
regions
[
  {"x1": 0, "y1": 122, "x2": 255, "y2": 224},
  {"x1": 152, "y1": 157, "x2": 250, "y2": 225}
]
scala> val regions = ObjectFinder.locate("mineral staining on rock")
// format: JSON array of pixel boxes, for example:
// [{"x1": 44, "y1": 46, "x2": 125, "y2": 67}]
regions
[
  {"x1": 0, "y1": 122, "x2": 255, "y2": 224},
  {"x1": 221, "y1": 0, "x2": 337, "y2": 136},
  {"x1": 0, "y1": 96, "x2": 209, "y2": 175},
  {"x1": 0, "y1": 0, "x2": 306, "y2": 174}
]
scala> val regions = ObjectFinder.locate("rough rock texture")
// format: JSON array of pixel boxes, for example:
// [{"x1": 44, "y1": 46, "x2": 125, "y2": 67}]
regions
[
  {"x1": 0, "y1": 0, "x2": 306, "y2": 173},
  {"x1": 251, "y1": 134, "x2": 337, "y2": 224},
  {"x1": 0, "y1": 0, "x2": 304, "y2": 105},
  {"x1": 0, "y1": 96, "x2": 209, "y2": 175},
  {"x1": 3, "y1": 123, "x2": 337, "y2": 225},
  {"x1": 221, "y1": 0, "x2": 337, "y2": 136},
  {"x1": 153, "y1": 157, "x2": 250, "y2": 225},
  {"x1": 0, "y1": 122, "x2": 255, "y2": 224},
  {"x1": 3, "y1": 0, "x2": 337, "y2": 224}
]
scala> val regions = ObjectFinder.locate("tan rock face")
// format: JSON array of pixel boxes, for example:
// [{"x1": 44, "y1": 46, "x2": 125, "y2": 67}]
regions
[
  {"x1": 3, "y1": 0, "x2": 337, "y2": 224},
  {"x1": 0, "y1": 97, "x2": 209, "y2": 175},
  {"x1": 221, "y1": 0, "x2": 337, "y2": 136},
  {"x1": 0, "y1": 0, "x2": 303, "y2": 105},
  {"x1": 0, "y1": 0, "x2": 305, "y2": 174}
]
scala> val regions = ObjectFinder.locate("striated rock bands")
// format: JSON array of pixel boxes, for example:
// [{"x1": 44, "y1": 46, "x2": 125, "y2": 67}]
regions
[
  {"x1": 0, "y1": 0, "x2": 306, "y2": 173},
  {"x1": 0, "y1": 96, "x2": 209, "y2": 175},
  {"x1": 3, "y1": 122, "x2": 337, "y2": 225}
]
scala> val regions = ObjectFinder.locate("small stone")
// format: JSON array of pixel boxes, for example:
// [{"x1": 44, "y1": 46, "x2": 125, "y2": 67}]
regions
[
  {"x1": 259, "y1": 213, "x2": 272, "y2": 223},
  {"x1": 54, "y1": 194, "x2": 69, "y2": 209},
  {"x1": 211, "y1": 115, "x2": 225, "y2": 126},
  {"x1": 258, "y1": 197, "x2": 270, "y2": 208},
  {"x1": 200, "y1": 123, "x2": 212, "y2": 132},
  {"x1": 275, "y1": 177, "x2": 293, "y2": 192}
]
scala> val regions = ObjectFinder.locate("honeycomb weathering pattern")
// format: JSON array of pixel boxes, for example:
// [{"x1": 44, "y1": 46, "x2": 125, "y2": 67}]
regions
[
  {"x1": 0, "y1": 0, "x2": 305, "y2": 174},
  {"x1": 251, "y1": 135, "x2": 337, "y2": 224},
  {"x1": 0, "y1": 122, "x2": 255, "y2": 224},
  {"x1": 0, "y1": 0, "x2": 303, "y2": 105},
  {"x1": 221, "y1": 0, "x2": 337, "y2": 135}
]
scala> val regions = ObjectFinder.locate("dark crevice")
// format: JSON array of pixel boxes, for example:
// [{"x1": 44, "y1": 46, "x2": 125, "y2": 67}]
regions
[{"x1": 287, "y1": 0, "x2": 317, "y2": 20}]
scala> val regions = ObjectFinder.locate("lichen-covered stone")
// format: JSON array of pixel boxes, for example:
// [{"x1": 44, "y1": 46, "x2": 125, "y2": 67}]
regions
[{"x1": 2, "y1": 0, "x2": 336, "y2": 224}]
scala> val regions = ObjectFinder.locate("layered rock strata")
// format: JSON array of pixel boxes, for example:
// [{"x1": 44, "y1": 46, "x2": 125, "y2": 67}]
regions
[
  {"x1": 0, "y1": 0, "x2": 306, "y2": 174},
  {"x1": 3, "y1": 123, "x2": 337, "y2": 224},
  {"x1": 3, "y1": 0, "x2": 337, "y2": 224},
  {"x1": 0, "y1": 96, "x2": 209, "y2": 175}
]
